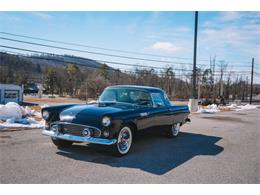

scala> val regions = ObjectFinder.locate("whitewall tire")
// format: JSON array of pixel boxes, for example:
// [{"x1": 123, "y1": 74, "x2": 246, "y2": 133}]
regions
[
  {"x1": 167, "y1": 123, "x2": 181, "y2": 138},
  {"x1": 113, "y1": 126, "x2": 133, "y2": 156}
]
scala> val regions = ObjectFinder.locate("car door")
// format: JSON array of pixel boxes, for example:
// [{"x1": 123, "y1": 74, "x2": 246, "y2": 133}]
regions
[
  {"x1": 130, "y1": 90, "x2": 156, "y2": 131},
  {"x1": 136, "y1": 106, "x2": 157, "y2": 130},
  {"x1": 150, "y1": 93, "x2": 171, "y2": 129}
]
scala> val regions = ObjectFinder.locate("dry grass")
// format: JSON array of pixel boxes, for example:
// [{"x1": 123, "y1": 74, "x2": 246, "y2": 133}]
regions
[
  {"x1": 24, "y1": 96, "x2": 85, "y2": 105},
  {"x1": 219, "y1": 107, "x2": 234, "y2": 112},
  {"x1": 171, "y1": 101, "x2": 188, "y2": 105}
]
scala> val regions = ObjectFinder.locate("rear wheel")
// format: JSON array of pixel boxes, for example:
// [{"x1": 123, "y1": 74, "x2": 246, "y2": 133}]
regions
[
  {"x1": 166, "y1": 123, "x2": 181, "y2": 138},
  {"x1": 51, "y1": 138, "x2": 73, "y2": 148},
  {"x1": 111, "y1": 126, "x2": 133, "y2": 156}
]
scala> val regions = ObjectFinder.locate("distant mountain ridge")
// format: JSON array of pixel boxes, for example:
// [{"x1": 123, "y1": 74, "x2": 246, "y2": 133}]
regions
[
  {"x1": 0, "y1": 52, "x2": 106, "y2": 72},
  {"x1": 28, "y1": 54, "x2": 104, "y2": 70}
]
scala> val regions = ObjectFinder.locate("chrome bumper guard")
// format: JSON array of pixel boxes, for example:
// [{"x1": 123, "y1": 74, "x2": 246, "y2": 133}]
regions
[{"x1": 42, "y1": 129, "x2": 117, "y2": 145}]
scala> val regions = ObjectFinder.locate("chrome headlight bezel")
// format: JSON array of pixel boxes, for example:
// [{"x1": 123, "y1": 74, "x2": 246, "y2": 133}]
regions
[
  {"x1": 42, "y1": 110, "x2": 49, "y2": 120},
  {"x1": 102, "y1": 116, "x2": 111, "y2": 127}
]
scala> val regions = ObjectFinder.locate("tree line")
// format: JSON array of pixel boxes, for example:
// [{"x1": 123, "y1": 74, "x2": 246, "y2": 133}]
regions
[{"x1": 1, "y1": 52, "x2": 259, "y2": 103}]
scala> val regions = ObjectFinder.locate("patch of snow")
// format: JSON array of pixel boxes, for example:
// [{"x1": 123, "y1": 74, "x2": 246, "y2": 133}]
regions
[
  {"x1": 0, "y1": 102, "x2": 43, "y2": 129},
  {"x1": 6, "y1": 117, "x2": 16, "y2": 124},
  {"x1": 229, "y1": 104, "x2": 258, "y2": 111},
  {"x1": 197, "y1": 103, "x2": 259, "y2": 114},
  {"x1": 0, "y1": 102, "x2": 23, "y2": 120},
  {"x1": 24, "y1": 106, "x2": 41, "y2": 118},
  {"x1": 0, "y1": 117, "x2": 45, "y2": 129},
  {"x1": 197, "y1": 104, "x2": 220, "y2": 114},
  {"x1": 0, "y1": 122, "x2": 44, "y2": 129},
  {"x1": 41, "y1": 104, "x2": 49, "y2": 108}
]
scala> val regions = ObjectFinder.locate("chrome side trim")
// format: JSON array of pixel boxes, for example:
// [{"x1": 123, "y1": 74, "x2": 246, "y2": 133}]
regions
[{"x1": 42, "y1": 129, "x2": 117, "y2": 145}]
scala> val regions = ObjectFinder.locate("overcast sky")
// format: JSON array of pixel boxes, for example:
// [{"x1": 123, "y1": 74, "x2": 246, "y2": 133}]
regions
[{"x1": 0, "y1": 11, "x2": 259, "y2": 82}]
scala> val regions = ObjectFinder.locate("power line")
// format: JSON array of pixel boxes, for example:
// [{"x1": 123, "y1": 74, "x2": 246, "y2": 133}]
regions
[
  {"x1": 1, "y1": 36, "x2": 202, "y2": 66},
  {"x1": 0, "y1": 45, "x2": 194, "y2": 72},
  {"x1": 0, "y1": 45, "x2": 252, "y2": 75},
  {"x1": 0, "y1": 49, "x2": 195, "y2": 78},
  {"x1": 1, "y1": 50, "x2": 194, "y2": 78},
  {"x1": 0, "y1": 31, "x2": 205, "y2": 62},
  {"x1": 0, "y1": 32, "x2": 255, "y2": 66}
]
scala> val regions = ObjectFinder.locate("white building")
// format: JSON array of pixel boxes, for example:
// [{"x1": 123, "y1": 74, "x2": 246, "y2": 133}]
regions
[{"x1": 0, "y1": 84, "x2": 23, "y2": 104}]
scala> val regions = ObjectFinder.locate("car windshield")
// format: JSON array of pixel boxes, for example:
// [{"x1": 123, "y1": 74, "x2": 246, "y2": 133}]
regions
[{"x1": 99, "y1": 88, "x2": 153, "y2": 106}]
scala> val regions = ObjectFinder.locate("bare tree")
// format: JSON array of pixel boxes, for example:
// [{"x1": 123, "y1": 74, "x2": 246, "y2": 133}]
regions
[
  {"x1": 218, "y1": 60, "x2": 228, "y2": 98},
  {"x1": 210, "y1": 56, "x2": 216, "y2": 101}
]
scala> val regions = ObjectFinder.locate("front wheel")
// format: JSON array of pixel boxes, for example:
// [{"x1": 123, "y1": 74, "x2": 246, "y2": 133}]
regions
[
  {"x1": 166, "y1": 123, "x2": 181, "y2": 138},
  {"x1": 51, "y1": 138, "x2": 73, "y2": 148},
  {"x1": 111, "y1": 126, "x2": 133, "y2": 156}
]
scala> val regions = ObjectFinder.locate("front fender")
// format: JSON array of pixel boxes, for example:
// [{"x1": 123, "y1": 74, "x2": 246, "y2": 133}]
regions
[
  {"x1": 110, "y1": 118, "x2": 138, "y2": 138},
  {"x1": 42, "y1": 104, "x2": 79, "y2": 123}
]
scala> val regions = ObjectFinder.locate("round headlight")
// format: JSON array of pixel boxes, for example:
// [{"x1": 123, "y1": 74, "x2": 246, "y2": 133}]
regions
[
  {"x1": 102, "y1": 116, "x2": 111, "y2": 127},
  {"x1": 42, "y1": 110, "x2": 49, "y2": 120}
]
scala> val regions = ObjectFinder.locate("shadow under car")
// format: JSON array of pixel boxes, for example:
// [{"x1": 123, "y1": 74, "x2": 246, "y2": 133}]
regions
[{"x1": 56, "y1": 131, "x2": 224, "y2": 175}]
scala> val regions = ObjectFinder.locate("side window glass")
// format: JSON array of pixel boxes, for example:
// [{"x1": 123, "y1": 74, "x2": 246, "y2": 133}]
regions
[
  {"x1": 151, "y1": 93, "x2": 165, "y2": 107},
  {"x1": 164, "y1": 93, "x2": 172, "y2": 106}
]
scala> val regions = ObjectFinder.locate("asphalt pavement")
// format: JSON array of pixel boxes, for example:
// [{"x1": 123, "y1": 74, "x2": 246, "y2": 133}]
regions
[{"x1": 0, "y1": 108, "x2": 259, "y2": 183}]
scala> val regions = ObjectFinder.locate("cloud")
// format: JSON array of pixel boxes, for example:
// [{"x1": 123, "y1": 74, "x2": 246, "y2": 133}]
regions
[
  {"x1": 145, "y1": 26, "x2": 192, "y2": 41},
  {"x1": 175, "y1": 26, "x2": 191, "y2": 33},
  {"x1": 200, "y1": 12, "x2": 260, "y2": 59},
  {"x1": 32, "y1": 12, "x2": 52, "y2": 20},
  {"x1": 151, "y1": 42, "x2": 181, "y2": 53},
  {"x1": 220, "y1": 12, "x2": 241, "y2": 21}
]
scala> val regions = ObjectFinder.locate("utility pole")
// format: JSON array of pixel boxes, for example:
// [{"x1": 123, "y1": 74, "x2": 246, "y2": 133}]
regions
[
  {"x1": 192, "y1": 11, "x2": 198, "y2": 99},
  {"x1": 189, "y1": 11, "x2": 199, "y2": 112},
  {"x1": 250, "y1": 57, "x2": 254, "y2": 104}
]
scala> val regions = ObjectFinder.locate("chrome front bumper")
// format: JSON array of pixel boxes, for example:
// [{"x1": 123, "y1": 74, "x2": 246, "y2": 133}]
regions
[{"x1": 42, "y1": 129, "x2": 117, "y2": 145}]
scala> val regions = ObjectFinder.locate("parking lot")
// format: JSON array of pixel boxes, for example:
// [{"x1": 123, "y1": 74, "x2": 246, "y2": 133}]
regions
[{"x1": 0, "y1": 108, "x2": 259, "y2": 183}]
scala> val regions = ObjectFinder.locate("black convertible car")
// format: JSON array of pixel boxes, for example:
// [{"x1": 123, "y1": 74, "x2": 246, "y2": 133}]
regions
[{"x1": 42, "y1": 85, "x2": 190, "y2": 156}]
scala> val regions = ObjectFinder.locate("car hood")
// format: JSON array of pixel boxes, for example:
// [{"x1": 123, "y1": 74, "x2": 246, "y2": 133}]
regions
[{"x1": 59, "y1": 103, "x2": 134, "y2": 127}]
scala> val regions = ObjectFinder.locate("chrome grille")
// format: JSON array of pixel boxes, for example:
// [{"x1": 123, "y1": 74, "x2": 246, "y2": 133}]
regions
[{"x1": 54, "y1": 123, "x2": 101, "y2": 137}]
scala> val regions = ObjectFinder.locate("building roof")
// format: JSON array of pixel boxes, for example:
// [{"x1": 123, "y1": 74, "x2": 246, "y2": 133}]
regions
[{"x1": 0, "y1": 84, "x2": 22, "y2": 90}]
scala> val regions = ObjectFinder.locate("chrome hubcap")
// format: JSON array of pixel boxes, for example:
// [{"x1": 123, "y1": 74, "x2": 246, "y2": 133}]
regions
[
  {"x1": 172, "y1": 123, "x2": 180, "y2": 136},
  {"x1": 117, "y1": 127, "x2": 132, "y2": 154}
]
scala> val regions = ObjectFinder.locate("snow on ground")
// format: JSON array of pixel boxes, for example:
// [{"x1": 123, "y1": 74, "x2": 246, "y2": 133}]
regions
[
  {"x1": 197, "y1": 104, "x2": 220, "y2": 113},
  {"x1": 0, "y1": 102, "x2": 44, "y2": 129},
  {"x1": 40, "y1": 104, "x2": 49, "y2": 108},
  {"x1": 197, "y1": 103, "x2": 259, "y2": 114},
  {"x1": 224, "y1": 104, "x2": 258, "y2": 111},
  {"x1": 0, "y1": 118, "x2": 45, "y2": 129}
]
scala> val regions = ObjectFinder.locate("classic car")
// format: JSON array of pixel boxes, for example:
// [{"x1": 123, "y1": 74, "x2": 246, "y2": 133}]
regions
[{"x1": 42, "y1": 85, "x2": 190, "y2": 156}]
